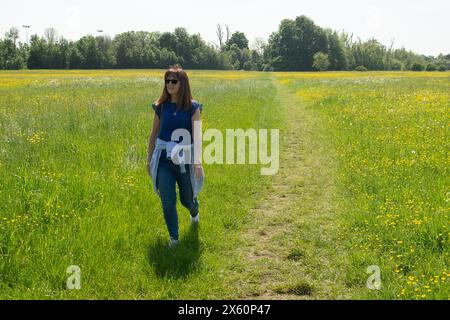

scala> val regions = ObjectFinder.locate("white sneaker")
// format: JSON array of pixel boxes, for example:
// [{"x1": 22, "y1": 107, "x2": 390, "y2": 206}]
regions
[
  {"x1": 190, "y1": 213, "x2": 199, "y2": 224},
  {"x1": 168, "y1": 237, "x2": 179, "y2": 248}
]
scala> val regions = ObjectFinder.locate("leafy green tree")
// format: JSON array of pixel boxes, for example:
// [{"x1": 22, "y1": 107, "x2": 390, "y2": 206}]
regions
[
  {"x1": 348, "y1": 38, "x2": 386, "y2": 70},
  {"x1": 157, "y1": 47, "x2": 180, "y2": 69},
  {"x1": 0, "y1": 40, "x2": 4, "y2": 68},
  {"x1": 225, "y1": 32, "x2": 249, "y2": 50},
  {"x1": 228, "y1": 44, "x2": 242, "y2": 69},
  {"x1": 46, "y1": 38, "x2": 69, "y2": 69},
  {"x1": 5, "y1": 27, "x2": 20, "y2": 48},
  {"x1": 392, "y1": 48, "x2": 426, "y2": 70},
  {"x1": 313, "y1": 52, "x2": 330, "y2": 71},
  {"x1": 27, "y1": 35, "x2": 46, "y2": 68},
  {"x1": 216, "y1": 50, "x2": 233, "y2": 70},
  {"x1": 77, "y1": 35, "x2": 100, "y2": 68},
  {"x1": 390, "y1": 58, "x2": 403, "y2": 70},
  {"x1": 435, "y1": 54, "x2": 450, "y2": 70},
  {"x1": 411, "y1": 62, "x2": 424, "y2": 71},
  {"x1": 325, "y1": 29, "x2": 347, "y2": 70},
  {"x1": 0, "y1": 18, "x2": 444, "y2": 71},
  {"x1": 96, "y1": 36, "x2": 116, "y2": 68},
  {"x1": 295, "y1": 16, "x2": 328, "y2": 69},
  {"x1": 1, "y1": 27, "x2": 26, "y2": 69},
  {"x1": 114, "y1": 32, "x2": 137, "y2": 68},
  {"x1": 265, "y1": 15, "x2": 330, "y2": 71},
  {"x1": 355, "y1": 65, "x2": 368, "y2": 71},
  {"x1": 425, "y1": 63, "x2": 437, "y2": 71},
  {"x1": 173, "y1": 27, "x2": 192, "y2": 66},
  {"x1": 242, "y1": 60, "x2": 257, "y2": 71},
  {"x1": 69, "y1": 43, "x2": 83, "y2": 68},
  {"x1": 265, "y1": 19, "x2": 299, "y2": 70}
]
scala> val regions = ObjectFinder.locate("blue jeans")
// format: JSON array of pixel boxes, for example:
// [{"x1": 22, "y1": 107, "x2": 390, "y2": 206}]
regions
[{"x1": 156, "y1": 149, "x2": 199, "y2": 240}]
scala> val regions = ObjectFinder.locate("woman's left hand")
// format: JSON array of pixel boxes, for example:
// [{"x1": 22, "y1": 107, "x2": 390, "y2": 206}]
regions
[{"x1": 194, "y1": 164, "x2": 203, "y2": 180}]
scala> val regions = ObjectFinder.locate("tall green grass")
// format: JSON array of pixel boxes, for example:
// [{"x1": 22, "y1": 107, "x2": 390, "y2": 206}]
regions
[
  {"x1": 283, "y1": 72, "x2": 449, "y2": 299},
  {"x1": 0, "y1": 70, "x2": 281, "y2": 299},
  {"x1": 2, "y1": 70, "x2": 447, "y2": 300}
]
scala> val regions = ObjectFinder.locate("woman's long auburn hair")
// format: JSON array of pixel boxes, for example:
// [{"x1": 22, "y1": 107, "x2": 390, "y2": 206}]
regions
[{"x1": 155, "y1": 64, "x2": 193, "y2": 112}]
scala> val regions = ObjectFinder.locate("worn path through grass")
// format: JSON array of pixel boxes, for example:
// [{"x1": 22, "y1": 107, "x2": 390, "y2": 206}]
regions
[{"x1": 227, "y1": 74, "x2": 352, "y2": 299}]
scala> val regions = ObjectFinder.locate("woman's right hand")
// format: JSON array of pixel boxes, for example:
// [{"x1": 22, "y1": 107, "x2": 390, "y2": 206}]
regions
[{"x1": 194, "y1": 163, "x2": 204, "y2": 180}]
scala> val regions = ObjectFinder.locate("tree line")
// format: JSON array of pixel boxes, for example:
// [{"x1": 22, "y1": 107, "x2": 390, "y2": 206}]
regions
[{"x1": 1, "y1": 16, "x2": 448, "y2": 71}]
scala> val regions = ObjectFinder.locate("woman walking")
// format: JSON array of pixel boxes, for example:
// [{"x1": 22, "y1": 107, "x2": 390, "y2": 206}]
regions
[{"x1": 147, "y1": 64, "x2": 204, "y2": 248}]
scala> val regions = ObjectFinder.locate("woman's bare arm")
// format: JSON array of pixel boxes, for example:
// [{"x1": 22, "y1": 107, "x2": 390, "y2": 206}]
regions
[
  {"x1": 191, "y1": 108, "x2": 203, "y2": 179},
  {"x1": 147, "y1": 113, "x2": 161, "y2": 163}
]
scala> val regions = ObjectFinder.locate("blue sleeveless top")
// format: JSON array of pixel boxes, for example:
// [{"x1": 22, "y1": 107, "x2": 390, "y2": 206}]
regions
[{"x1": 152, "y1": 100, "x2": 203, "y2": 143}]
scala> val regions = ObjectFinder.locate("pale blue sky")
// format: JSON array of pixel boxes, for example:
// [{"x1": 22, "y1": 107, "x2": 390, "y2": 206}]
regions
[{"x1": 2, "y1": 0, "x2": 449, "y2": 56}]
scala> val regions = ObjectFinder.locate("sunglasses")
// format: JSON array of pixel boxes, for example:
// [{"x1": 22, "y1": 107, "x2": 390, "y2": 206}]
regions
[{"x1": 165, "y1": 79, "x2": 179, "y2": 85}]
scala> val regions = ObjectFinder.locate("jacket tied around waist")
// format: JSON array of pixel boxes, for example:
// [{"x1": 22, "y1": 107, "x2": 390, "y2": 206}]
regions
[{"x1": 149, "y1": 138, "x2": 204, "y2": 201}]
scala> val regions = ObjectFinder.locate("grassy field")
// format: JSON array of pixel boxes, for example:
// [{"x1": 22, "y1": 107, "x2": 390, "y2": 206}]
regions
[
  {"x1": 0, "y1": 70, "x2": 448, "y2": 299},
  {"x1": 276, "y1": 71, "x2": 449, "y2": 299}
]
